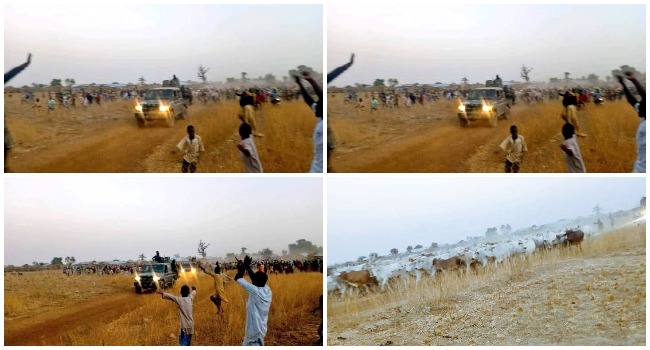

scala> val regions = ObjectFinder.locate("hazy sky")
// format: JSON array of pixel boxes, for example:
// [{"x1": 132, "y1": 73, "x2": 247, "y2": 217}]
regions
[
  {"x1": 5, "y1": 177, "x2": 323, "y2": 266},
  {"x1": 328, "y1": 4, "x2": 646, "y2": 86},
  {"x1": 4, "y1": 4, "x2": 323, "y2": 86},
  {"x1": 328, "y1": 177, "x2": 645, "y2": 264}
]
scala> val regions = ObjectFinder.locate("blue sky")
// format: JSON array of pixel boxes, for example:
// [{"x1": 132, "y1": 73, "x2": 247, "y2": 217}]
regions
[
  {"x1": 328, "y1": 4, "x2": 645, "y2": 86},
  {"x1": 4, "y1": 4, "x2": 323, "y2": 86},
  {"x1": 5, "y1": 177, "x2": 323, "y2": 265},
  {"x1": 328, "y1": 177, "x2": 645, "y2": 264}
]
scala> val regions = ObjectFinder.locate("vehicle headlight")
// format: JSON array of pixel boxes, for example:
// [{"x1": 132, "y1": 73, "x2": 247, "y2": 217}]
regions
[
  {"x1": 135, "y1": 105, "x2": 143, "y2": 112},
  {"x1": 458, "y1": 105, "x2": 466, "y2": 112},
  {"x1": 191, "y1": 268, "x2": 196, "y2": 274},
  {"x1": 159, "y1": 105, "x2": 170, "y2": 112},
  {"x1": 482, "y1": 105, "x2": 492, "y2": 112},
  {"x1": 153, "y1": 275, "x2": 160, "y2": 282},
  {"x1": 135, "y1": 275, "x2": 140, "y2": 281}
]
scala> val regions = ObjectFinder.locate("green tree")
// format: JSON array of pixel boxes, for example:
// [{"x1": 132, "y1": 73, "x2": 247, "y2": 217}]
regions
[
  {"x1": 226, "y1": 77, "x2": 236, "y2": 84},
  {"x1": 64, "y1": 78, "x2": 76, "y2": 87},
  {"x1": 226, "y1": 252, "x2": 236, "y2": 259},
  {"x1": 138, "y1": 253, "x2": 146, "y2": 261},
  {"x1": 51, "y1": 257, "x2": 63, "y2": 265},
  {"x1": 587, "y1": 73, "x2": 599, "y2": 83},
  {"x1": 288, "y1": 239, "x2": 321, "y2": 255},
  {"x1": 50, "y1": 79, "x2": 62, "y2": 87},
  {"x1": 461, "y1": 77, "x2": 469, "y2": 85},
  {"x1": 373, "y1": 79, "x2": 385, "y2": 87},
  {"x1": 241, "y1": 247, "x2": 247, "y2": 255},
  {"x1": 138, "y1": 77, "x2": 146, "y2": 85}
]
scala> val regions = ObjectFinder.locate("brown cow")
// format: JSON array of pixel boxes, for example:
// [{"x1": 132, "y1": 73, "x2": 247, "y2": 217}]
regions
[
  {"x1": 337, "y1": 270, "x2": 378, "y2": 295},
  {"x1": 432, "y1": 256, "x2": 464, "y2": 274},
  {"x1": 552, "y1": 229, "x2": 585, "y2": 248}
]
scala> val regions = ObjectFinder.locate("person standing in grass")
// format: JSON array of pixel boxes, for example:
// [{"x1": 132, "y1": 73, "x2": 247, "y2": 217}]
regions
[
  {"x1": 294, "y1": 71, "x2": 324, "y2": 173},
  {"x1": 176, "y1": 125, "x2": 205, "y2": 173},
  {"x1": 370, "y1": 97, "x2": 379, "y2": 112},
  {"x1": 237, "y1": 123, "x2": 263, "y2": 173},
  {"x1": 199, "y1": 262, "x2": 231, "y2": 315},
  {"x1": 235, "y1": 256, "x2": 272, "y2": 346},
  {"x1": 618, "y1": 72, "x2": 645, "y2": 173},
  {"x1": 498, "y1": 125, "x2": 528, "y2": 173},
  {"x1": 560, "y1": 122, "x2": 586, "y2": 173},
  {"x1": 158, "y1": 285, "x2": 197, "y2": 346}
]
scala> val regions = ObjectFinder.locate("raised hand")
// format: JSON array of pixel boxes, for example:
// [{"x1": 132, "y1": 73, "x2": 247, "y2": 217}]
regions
[
  {"x1": 26, "y1": 53, "x2": 32, "y2": 65},
  {"x1": 349, "y1": 53, "x2": 355, "y2": 65}
]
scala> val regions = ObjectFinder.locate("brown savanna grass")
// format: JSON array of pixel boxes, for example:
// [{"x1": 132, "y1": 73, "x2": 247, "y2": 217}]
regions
[
  {"x1": 4, "y1": 93, "x2": 316, "y2": 173},
  {"x1": 5, "y1": 270, "x2": 322, "y2": 345},
  {"x1": 179, "y1": 101, "x2": 316, "y2": 173},
  {"x1": 328, "y1": 225, "x2": 646, "y2": 344},
  {"x1": 328, "y1": 93, "x2": 639, "y2": 172}
]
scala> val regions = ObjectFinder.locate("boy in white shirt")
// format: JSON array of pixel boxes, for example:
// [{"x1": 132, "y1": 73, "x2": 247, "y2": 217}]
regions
[
  {"x1": 560, "y1": 122, "x2": 586, "y2": 173},
  {"x1": 498, "y1": 125, "x2": 528, "y2": 173},
  {"x1": 237, "y1": 123, "x2": 263, "y2": 173},
  {"x1": 176, "y1": 125, "x2": 205, "y2": 173}
]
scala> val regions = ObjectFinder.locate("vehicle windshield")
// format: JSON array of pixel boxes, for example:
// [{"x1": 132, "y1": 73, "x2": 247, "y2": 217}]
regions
[
  {"x1": 142, "y1": 265, "x2": 165, "y2": 273},
  {"x1": 181, "y1": 262, "x2": 192, "y2": 269},
  {"x1": 144, "y1": 89, "x2": 174, "y2": 100},
  {"x1": 468, "y1": 90, "x2": 497, "y2": 100}
]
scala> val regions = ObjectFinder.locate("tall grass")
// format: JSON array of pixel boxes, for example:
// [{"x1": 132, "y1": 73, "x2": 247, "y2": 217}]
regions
[{"x1": 5, "y1": 271, "x2": 322, "y2": 345}]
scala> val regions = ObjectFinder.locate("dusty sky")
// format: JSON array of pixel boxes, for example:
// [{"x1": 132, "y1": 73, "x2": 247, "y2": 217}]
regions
[
  {"x1": 5, "y1": 177, "x2": 323, "y2": 265},
  {"x1": 4, "y1": 4, "x2": 323, "y2": 86},
  {"x1": 327, "y1": 4, "x2": 646, "y2": 86},
  {"x1": 328, "y1": 177, "x2": 645, "y2": 264}
]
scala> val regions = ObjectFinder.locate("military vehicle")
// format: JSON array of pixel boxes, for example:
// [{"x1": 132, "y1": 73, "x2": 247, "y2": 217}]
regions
[
  {"x1": 134, "y1": 262, "x2": 178, "y2": 293},
  {"x1": 134, "y1": 87, "x2": 188, "y2": 127},
  {"x1": 457, "y1": 87, "x2": 511, "y2": 127}
]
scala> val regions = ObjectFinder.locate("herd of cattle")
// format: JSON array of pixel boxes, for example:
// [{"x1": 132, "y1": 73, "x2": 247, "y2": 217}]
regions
[{"x1": 327, "y1": 229, "x2": 585, "y2": 297}]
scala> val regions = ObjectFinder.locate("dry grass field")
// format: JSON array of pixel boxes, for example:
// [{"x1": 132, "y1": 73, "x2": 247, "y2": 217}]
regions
[
  {"x1": 5, "y1": 270, "x2": 322, "y2": 345},
  {"x1": 328, "y1": 225, "x2": 646, "y2": 346},
  {"x1": 328, "y1": 94, "x2": 639, "y2": 173},
  {"x1": 4, "y1": 94, "x2": 316, "y2": 173}
]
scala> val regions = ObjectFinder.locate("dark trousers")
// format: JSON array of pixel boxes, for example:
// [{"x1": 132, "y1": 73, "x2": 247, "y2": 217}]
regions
[
  {"x1": 505, "y1": 159, "x2": 520, "y2": 173},
  {"x1": 182, "y1": 160, "x2": 197, "y2": 173}
]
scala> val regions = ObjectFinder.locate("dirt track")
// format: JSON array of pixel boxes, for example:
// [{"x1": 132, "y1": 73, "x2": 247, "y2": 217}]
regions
[
  {"x1": 5, "y1": 96, "x2": 315, "y2": 173},
  {"x1": 328, "y1": 247, "x2": 646, "y2": 346},
  {"x1": 329, "y1": 97, "x2": 639, "y2": 173},
  {"x1": 5, "y1": 291, "x2": 140, "y2": 345}
]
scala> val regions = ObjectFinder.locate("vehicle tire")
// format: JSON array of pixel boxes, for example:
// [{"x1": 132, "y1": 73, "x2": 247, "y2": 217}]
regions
[
  {"x1": 135, "y1": 285, "x2": 142, "y2": 294},
  {"x1": 166, "y1": 113, "x2": 175, "y2": 127},
  {"x1": 136, "y1": 118, "x2": 145, "y2": 128},
  {"x1": 459, "y1": 118, "x2": 469, "y2": 128}
]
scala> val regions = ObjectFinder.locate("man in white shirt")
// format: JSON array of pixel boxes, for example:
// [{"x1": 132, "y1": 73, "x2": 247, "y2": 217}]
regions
[
  {"x1": 158, "y1": 285, "x2": 197, "y2": 346},
  {"x1": 176, "y1": 125, "x2": 205, "y2": 173},
  {"x1": 498, "y1": 125, "x2": 528, "y2": 173},
  {"x1": 235, "y1": 256, "x2": 272, "y2": 346}
]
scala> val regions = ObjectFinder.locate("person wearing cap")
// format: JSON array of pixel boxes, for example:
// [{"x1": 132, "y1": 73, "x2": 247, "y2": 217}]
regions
[
  {"x1": 618, "y1": 72, "x2": 645, "y2": 173},
  {"x1": 235, "y1": 256, "x2": 272, "y2": 346}
]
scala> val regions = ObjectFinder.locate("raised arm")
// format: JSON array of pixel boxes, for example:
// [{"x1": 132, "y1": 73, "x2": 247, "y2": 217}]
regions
[
  {"x1": 626, "y1": 72, "x2": 645, "y2": 99},
  {"x1": 618, "y1": 75, "x2": 639, "y2": 107},
  {"x1": 294, "y1": 75, "x2": 315, "y2": 106},
  {"x1": 303, "y1": 72, "x2": 322, "y2": 101},
  {"x1": 5, "y1": 53, "x2": 31, "y2": 84},
  {"x1": 327, "y1": 53, "x2": 354, "y2": 84}
]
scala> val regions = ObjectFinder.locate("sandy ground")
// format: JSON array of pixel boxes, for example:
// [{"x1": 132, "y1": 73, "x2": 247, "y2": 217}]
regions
[
  {"x1": 5, "y1": 95, "x2": 314, "y2": 173},
  {"x1": 328, "y1": 96, "x2": 638, "y2": 173},
  {"x1": 5, "y1": 271, "x2": 322, "y2": 346},
  {"x1": 328, "y1": 248, "x2": 645, "y2": 346}
]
